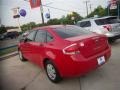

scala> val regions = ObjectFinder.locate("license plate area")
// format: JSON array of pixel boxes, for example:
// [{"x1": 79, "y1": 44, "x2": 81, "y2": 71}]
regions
[{"x1": 97, "y1": 56, "x2": 105, "y2": 65}]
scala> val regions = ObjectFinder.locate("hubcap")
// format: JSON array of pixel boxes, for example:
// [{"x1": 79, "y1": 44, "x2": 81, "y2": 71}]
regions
[
  {"x1": 46, "y1": 64, "x2": 56, "y2": 80},
  {"x1": 18, "y1": 51, "x2": 22, "y2": 60}
]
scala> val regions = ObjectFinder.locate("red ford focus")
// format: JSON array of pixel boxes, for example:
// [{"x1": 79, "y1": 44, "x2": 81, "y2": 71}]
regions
[{"x1": 18, "y1": 25, "x2": 111, "y2": 83}]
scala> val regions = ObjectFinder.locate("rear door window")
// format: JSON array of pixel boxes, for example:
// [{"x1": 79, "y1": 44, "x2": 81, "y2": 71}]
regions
[
  {"x1": 26, "y1": 31, "x2": 36, "y2": 41},
  {"x1": 80, "y1": 21, "x2": 91, "y2": 27},
  {"x1": 35, "y1": 30, "x2": 46, "y2": 42}
]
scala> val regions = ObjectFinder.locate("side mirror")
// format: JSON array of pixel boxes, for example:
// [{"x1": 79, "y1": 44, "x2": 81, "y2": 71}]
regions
[{"x1": 24, "y1": 38, "x2": 28, "y2": 43}]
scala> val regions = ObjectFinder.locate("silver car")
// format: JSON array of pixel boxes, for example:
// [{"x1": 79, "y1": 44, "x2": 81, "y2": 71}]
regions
[{"x1": 76, "y1": 16, "x2": 120, "y2": 42}]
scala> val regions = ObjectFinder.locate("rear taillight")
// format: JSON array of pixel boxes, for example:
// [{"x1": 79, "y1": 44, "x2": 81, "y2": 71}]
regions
[
  {"x1": 63, "y1": 43, "x2": 80, "y2": 55},
  {"x1": 103, "y1": 25, "x2": 112, "y2": 31}
]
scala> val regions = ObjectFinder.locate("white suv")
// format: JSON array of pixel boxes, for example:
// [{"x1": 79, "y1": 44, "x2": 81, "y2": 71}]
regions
[{"x1": 76, "y1": 16, "x2": 120, "y2": 42}]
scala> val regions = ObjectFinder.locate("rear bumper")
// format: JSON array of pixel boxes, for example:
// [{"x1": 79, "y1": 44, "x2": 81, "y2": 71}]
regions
[
  {"x1": 59, "y1": 47, "x2": 111, "y2": 78},
  {"x1": 108, "y1": 34, "x2": 120, "y2": 40},
  {"x1": 106, "y1": 32, "x2": 120, "y2": 40}
]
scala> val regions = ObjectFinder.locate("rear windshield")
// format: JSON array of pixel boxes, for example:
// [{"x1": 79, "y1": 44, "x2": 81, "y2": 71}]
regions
[
  {"x1": 95, "y1": 17, "x2": 120, "y2": 25},
  {"x1": 54, "y1": 26, "x2": 92, "y2": 38}
]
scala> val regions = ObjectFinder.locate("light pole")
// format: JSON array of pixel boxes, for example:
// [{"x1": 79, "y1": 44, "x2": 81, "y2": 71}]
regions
[{"x1": 40, "y1": 0, "x2": 44, "y2": 24}]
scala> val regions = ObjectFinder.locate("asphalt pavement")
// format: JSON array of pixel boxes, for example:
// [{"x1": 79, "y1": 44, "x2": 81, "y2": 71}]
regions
[{"x1": 0, "y1": 40, "x2": 120, "y2": 90}]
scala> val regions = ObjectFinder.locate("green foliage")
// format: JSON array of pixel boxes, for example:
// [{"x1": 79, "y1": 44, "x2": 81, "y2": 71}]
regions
[
  {"x1": 20, "y1": 12, "x2": 83, "y2": 32},
  {"x1": 21, "y1": 22, "x2": 36, "y2": 32},
  {"x1": 47, "y1": 12, "x2": 83, "y2": 25},
  {"x1": 87, "y1": 5, "x2": 120, "y2": 18},
  {"x1": 60, "y1": 15, "x2": 72, "y2": 25},
  {"x1": 47, "y1": 18, "x2": 61, "y2": 25},
  {"x1": 0, "y1": 25, "x2": 7, "y2": 34},
  {"x1": 87, "y1": 6, "x2": 107, "y2": 18},
  {"x1": 66, "y1": 12, "x2": 83, "y2": 22}
]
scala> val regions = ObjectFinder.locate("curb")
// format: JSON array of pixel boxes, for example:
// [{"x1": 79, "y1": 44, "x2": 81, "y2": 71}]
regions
[
  {"x1": 0, "y1": 51, "x2": 18, "y2": 61},
  {"x1": 0, "y1": 45, "x2": 17, "y2": 51}
]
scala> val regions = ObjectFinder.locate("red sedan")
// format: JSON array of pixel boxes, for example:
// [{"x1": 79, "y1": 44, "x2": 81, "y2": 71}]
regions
[{"x1": 18, "y1": 25, "x2": 111, "y2": 83}]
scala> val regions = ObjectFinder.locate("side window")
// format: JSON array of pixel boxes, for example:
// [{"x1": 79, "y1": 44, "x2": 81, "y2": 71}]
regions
[
  {"x1": 26, "y1": 31, "x2": 36, "y2": 41},
  {"x1": 47, "y1": 32, "x2": 53, "y2": 42},
  {"x1": 80, "y1": 21, "x2": 91, "y2": 27},
  {"x1": 35, "y1": 30, "x2": 46, "y2": 42}
]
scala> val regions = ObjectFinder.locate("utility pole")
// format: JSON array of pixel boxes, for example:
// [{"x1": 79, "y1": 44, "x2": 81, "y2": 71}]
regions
[
  {"x1": 84, "y1": 0, "x2": 90, "y2": 17},
  {"x1": 40, "y1": 0, "x2": 44, "y2": 24},
  {"x1": 89, "y1": 4, "x2": 92, "y2": 13}
]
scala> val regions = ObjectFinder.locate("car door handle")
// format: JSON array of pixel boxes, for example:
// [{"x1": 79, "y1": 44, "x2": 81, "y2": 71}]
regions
[
  {"x1": 40, "y1": 44, "x2": 44, "y2": 46},
  {"x1": 49, "y1": 43, "x2": 53, "y2": 46}
]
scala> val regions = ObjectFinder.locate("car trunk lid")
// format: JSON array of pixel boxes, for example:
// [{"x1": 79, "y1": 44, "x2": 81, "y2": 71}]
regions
[{"x1": 65, "y1": 34, "x2": 108, "y2": 58}]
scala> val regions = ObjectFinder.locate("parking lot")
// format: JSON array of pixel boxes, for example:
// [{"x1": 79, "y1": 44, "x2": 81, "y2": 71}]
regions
[{"x1": 0, "y1": 40, "x2": 120, "y2": 90}]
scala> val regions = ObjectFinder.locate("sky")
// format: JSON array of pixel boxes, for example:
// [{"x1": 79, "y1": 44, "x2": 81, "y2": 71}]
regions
[{"x1": 0, "y1": 0, "x2": 109, "y2": 26}]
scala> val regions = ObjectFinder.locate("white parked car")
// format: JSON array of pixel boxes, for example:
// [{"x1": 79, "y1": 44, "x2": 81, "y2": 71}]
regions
[{"x1": 76, "y1": 16, "x2": 120, "y2": 42}]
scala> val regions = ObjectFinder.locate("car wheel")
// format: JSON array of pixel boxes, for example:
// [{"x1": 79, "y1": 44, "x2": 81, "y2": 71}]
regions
[
  {"x1": 18, "y1": 50, "x2": 27, "y2": 62},
  {"x1": 45, "y1": 60, "x2": 62, "y2": 83},
  {"x1": 109, "y1": 39, "x2": 116, "y2": 43}
]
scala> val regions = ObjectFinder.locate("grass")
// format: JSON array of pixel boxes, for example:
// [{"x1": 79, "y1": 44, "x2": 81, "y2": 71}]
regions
[{"x1": 0, "y1": 46, "x2": 17, "y2": 56}]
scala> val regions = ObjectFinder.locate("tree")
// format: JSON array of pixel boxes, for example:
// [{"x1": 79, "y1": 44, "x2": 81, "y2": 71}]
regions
[
  {"x1": 21, "y1": 22, "x2": 36, "y2": 32},
  {"x1": 47, "y1": 18, "x2": 61, "y2": 25},
  {"x1": 59, "y1": 12, "x2": 83, "y2": 25},
  {"x1": 87, "y1": 4, "x2": 120, "y2": 18},
  {"x1": 66, "y1": 12, "x2": 83, "y2": 24},
  {"x1": 87, "y1": 6, "x2": 107, "y2": 18},
  {"x1": 28, "y1": 22, "x2": 36, "y2": 29},
  {"x1": 0, "y1": 25, "x2": 7, "y2": 34},
  {"x1": 60, "y1": 15, "x2": 71, "y2": 24},
  {"x1": 47, "y1": 12, "x2": 83, "y2": 25}
]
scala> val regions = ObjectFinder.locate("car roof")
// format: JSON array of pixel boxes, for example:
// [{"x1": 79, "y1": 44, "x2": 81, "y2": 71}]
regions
[
  {"x1": 77, "y1": 16, "x2": 117, "y2": 22},
  {"x1": 32, "y1": 25, "x2": 73, "y2": 30}
]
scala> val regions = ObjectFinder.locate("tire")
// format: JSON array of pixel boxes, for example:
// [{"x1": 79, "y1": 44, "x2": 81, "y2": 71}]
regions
[
  {"x1": 10, "y1": 37, "x2": 13, "y2": 39},
  {"x1": 109, "y1": 39, "x2": 116, "y2": 43},
  {"x1": 18, "y1": 50, "x2": 27, "y2": 62},
  {"x1": 45, "y1": 60, "x2": 62, "y2": 83}
]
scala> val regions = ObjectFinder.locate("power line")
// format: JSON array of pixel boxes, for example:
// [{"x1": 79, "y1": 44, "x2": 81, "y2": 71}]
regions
[
  {"x1": 47, "y1": 0, "x2": 85, "y2": 13},
  {"x1": 43, "y1": 5, "x2": 85, "y2": 14},
  {"x1": 43, "y1": 5, "x2": 72, "y2": 12}
]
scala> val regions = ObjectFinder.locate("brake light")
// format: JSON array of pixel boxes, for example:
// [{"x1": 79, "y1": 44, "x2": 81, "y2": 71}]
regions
[
  {"x1": 103, "y1": 25, "x2": 112, "y2": 31},
  {"x1": 63, "y1": 43, "x2": 80, "y2": 55}
]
